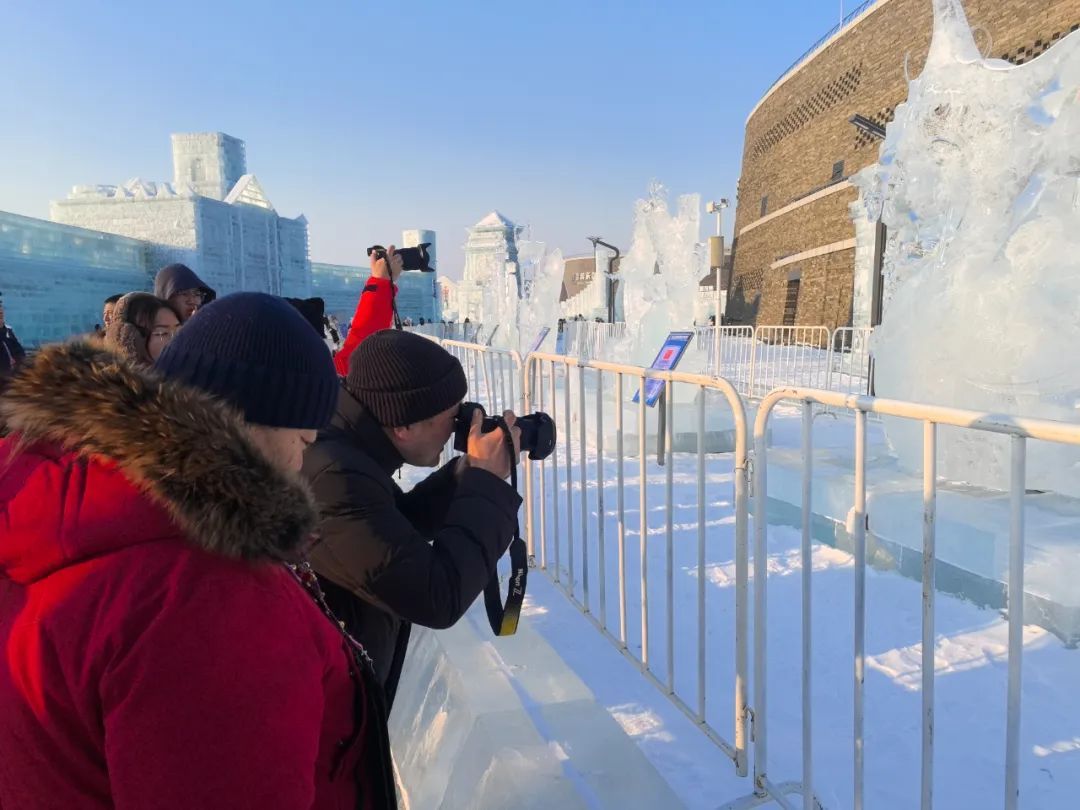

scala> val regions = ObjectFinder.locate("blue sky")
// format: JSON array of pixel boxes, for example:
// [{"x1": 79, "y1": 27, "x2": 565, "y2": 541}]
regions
[{"x1": 0, "y1": 0, "x2": 848, "y2": 278}]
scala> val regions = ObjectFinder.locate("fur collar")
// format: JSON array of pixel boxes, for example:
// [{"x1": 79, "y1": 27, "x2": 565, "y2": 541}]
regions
[{"x1": 0, "y1": 341, "x2": 317, "y2": 561}]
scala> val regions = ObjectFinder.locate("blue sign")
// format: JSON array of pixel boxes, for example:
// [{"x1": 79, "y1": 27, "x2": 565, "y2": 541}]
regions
[
  {"x1": 527, "y1": 327, "x2": 551, "y2": 355},
  {"x1": 632, "y1": 331, "x2": 694, "y2": 407}
]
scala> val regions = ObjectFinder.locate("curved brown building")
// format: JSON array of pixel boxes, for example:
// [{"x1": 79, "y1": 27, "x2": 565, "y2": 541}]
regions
[{"x1": 728, "y1": 0, "x2": 1080, "y2": 329}]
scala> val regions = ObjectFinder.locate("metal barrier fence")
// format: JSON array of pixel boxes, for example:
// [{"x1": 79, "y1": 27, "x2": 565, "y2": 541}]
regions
[
  {"x1": 695, "y1": 325, "x2": 875, "y2": 400},
  {"x1": 750, "y1": 388, "x2": 1080, "y2": 810},
  {"x1": 440, "y1": 339, "x2": 522, "y2": 415},
  {"x1": 403, "y1": 334, "x2": 1067, "y2": 808},
  {"x1": 521, "y1": 351, "x2": 751, "y2": 775},
  {"x1": 406, "y1": 323, "x2": 484, "y2": 343},
  {"x1": 560, "y1": 321, "x2": 627, "y2": 360}
]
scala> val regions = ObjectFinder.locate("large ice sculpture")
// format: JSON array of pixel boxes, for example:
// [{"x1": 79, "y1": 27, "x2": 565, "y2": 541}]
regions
[
  {"x1": 517, "y1": 245, "x2": 565, "y2": 354},
  {"x1": 854, "y1": 0, "x2": 1080, "y2": 495},
  {"x1": 614, "y1": 183, "x2": 707, "y2": 366}
]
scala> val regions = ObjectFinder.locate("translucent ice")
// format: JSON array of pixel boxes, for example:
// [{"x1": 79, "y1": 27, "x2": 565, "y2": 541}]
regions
[
  {"x1": 854, "y1": 0, "x2": 1080, "y2": 495},
  {"x1": 613, "y1": 182, "x2": 707, "y2": 366},
  {"x1": 517, "y1": 244, "x2": 565, "y2": 354}
]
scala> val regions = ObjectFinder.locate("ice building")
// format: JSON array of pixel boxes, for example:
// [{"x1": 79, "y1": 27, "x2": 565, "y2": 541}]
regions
[
  {"x1": 455, "y1": 211, "x2": 523, "y2": 324},
  {"x1": 51, "y1": 132, "x2": 311, "y2": 298},
  {"x1": 0, "y1": 210, "x2": 152, "y2": 345}
]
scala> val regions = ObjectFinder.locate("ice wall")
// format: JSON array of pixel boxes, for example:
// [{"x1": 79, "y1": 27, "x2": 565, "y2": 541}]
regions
[
  {"x1": 854, "y1": 0, "x2": 1080, "y2": 495},
  {"x1": 613, "y1": 183, "x2": 706, "y2": 366}
]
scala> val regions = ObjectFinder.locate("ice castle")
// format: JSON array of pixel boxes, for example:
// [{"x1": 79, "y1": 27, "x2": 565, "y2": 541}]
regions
[{"x1": 51, "y1": 132, "x2": 310, "y2": 298}]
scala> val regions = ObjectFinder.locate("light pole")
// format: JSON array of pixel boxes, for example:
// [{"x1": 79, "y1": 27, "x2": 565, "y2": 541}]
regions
[
  {"x1": 705, "y1": 199, "x2": 730, "y2": 374},
  {"x1": 588, "y1": 236, "x2": 621, "y2": 324},
  {"x1": 707, "y1": 198, "x2": 728, "y2": 238}
]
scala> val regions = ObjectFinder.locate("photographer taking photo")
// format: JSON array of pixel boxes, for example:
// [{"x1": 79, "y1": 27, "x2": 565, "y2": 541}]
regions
[
  {"x1": 302, "y1": 329, "x2": 523, "y2": 708},
  {"x1": 332, "y1": 246, "x2": 403, "y2": 376}
]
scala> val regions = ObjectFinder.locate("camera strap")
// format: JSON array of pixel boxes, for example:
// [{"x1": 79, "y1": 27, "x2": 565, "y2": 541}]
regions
[
  {"x1": 391, "y1": 286, "x2": 404, "y2": 331},
  {"x1": 483, "y1": 415, "x2": 527, "y2": 637}
]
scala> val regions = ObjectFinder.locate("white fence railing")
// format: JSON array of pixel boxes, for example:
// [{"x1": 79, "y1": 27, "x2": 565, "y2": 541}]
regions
[
  {"x1": 406, "y1": 323, "x2": 484, "y2": 343},
  {"x1": 695, "y1": 325, "x2": 875, "y2": 400},
  {"x1": 751, "y1": 389, "x2": 1080, "y2": 810},
  {"x1": 522, "y1": 351, "x2": 750, "y2": 773},
  {"x1": 559, "y1": 321, "x2": 626, "y2": 361},
  {"x1": 440, "y1": 339, "x2": 522, "y2": 416},
  {"x1": 407, "y1": 334, "x2": 1074, "y2": 809}
]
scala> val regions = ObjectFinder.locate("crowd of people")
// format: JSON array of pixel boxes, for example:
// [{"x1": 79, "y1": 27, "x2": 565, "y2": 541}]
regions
[{"x1": 0, "y1": 246, "x2": 523, "y2": 808}]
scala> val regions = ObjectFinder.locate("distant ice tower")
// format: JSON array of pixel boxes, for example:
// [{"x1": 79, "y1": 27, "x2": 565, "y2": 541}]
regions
[
  {"x1": 401, "y1": 229, "x2": 437, "y2": 272},
  {"x1": 399, "y1": 229, "x2": 440, "y2": 323},
  {"x1": 459, "y1": 211, "x2": 523, "y2": 325},
  {"x1": 171, "y1": 133, "x2": 247, "y2": 201}
]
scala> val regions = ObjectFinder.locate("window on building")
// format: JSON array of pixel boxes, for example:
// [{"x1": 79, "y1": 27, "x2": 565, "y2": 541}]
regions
[
  {"x1": 760, "y1": 196, "x2": 769, "y2": 217},
  {"x1": 831, "y1": 160, "x2": 845, "y2": 183},
  {"x1": 783, "y1": 276, "x2": 801, "y2": 326}
]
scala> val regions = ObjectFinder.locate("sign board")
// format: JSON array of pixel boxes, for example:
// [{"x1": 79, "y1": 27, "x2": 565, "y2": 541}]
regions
[
  {"x1": 527, "y1": 327, "x2": 551, "y2": 355},
  {"x1": 632, "y1": 331, "x2": 694, "y2": 407},
  {"x1": 555, "y1": 328, "x2": 567, "y2": 356}
]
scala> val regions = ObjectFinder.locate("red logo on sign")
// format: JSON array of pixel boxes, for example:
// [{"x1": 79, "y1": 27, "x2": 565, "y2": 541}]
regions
[{"x1": 662, "y1": 348, "x2": 676, "y2": 363}]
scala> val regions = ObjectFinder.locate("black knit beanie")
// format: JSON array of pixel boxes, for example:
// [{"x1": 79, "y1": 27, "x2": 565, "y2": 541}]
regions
[
  {"x1": 347, "y1": 329, "x2": 467, "y2": 426},
  {"x1": 155, "y1": 292, "x2": 338, "y2": 429}
]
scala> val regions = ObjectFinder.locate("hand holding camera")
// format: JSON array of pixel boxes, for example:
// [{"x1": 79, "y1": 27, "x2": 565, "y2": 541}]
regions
[
  {"x1": 367, "y1": 242, "x2": 434, "y2": 279},
  {"x1": 462, "y1": 408, "x2": 521, "y2": 480},
  {"x1": 453, "y1": 402, "x2": 556, "y2": 481},
  {"x1": 369, "y1": 244, "x2": 404, "y2": 282}
]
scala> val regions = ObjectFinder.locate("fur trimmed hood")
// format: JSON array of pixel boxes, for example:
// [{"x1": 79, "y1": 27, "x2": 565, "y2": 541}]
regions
[{"x1": 0, "y1": 341, "x2": 317, "y2": 563}]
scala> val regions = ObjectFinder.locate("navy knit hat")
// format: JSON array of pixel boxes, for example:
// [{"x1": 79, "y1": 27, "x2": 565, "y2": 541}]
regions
[
  {"x1": 347, "y1": 329, "x2": 467, "y2": 427},
  {"x1": 156, "y1": 292, "x2": 338, "y2": 428}
]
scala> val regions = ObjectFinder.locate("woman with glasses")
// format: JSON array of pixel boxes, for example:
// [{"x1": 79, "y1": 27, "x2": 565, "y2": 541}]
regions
[
  {"x1": 153, "y1": 262, "x2": 216, "y2": 322},
  {"x1": 104, "y1": 293, "x2": 181, "y2": 365}
]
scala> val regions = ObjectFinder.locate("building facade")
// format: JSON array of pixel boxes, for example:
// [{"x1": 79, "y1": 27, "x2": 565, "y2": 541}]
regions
[
  {"x1": 51, "y1": 132, "x2": 311, "y2": 298},
  {"x1": 728, "y1": 0, "x2": 1080, "y2": 330}
]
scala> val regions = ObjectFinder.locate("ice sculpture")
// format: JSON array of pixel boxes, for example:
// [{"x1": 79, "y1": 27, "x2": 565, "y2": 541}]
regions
[
  {"x1": 517, "y1": 245, "x2": 565, "y2": 354},
  {"x1": 614, "y1": 182, "x2": 707, "y2": 367},
  {"x1": 854, "y1": 0, "x2": 1080, "y2": 495}
]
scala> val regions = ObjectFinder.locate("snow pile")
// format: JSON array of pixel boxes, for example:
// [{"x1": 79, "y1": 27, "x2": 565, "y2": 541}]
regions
[
  {"x1": 613, "y1": 183, "x2": 707, "y2": 366},
  {"x1": 854, "y1": 0, "x2": 1080, "y2": 495}
]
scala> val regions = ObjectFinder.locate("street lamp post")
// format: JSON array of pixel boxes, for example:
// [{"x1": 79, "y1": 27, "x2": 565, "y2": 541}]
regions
[
  {"x1": 706, "y1": 199, "x2": 730, "y2": 374},
  {"x1": 588, "y1": 236, "x2": 621, "y2": 324}
]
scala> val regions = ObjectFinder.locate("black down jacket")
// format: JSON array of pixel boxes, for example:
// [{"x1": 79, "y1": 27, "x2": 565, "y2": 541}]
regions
[{"x1": 301, "y1": 386, "x2": 522, "y2": 707}]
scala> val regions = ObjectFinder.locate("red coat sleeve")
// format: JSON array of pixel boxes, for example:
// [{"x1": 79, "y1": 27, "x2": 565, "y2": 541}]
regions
[
  {"x1": 334, "y1": 277, "x2": 395, "y2": 376},
  {"x1": 100, "y1": 564, "x2": 338, "y2": 810}
]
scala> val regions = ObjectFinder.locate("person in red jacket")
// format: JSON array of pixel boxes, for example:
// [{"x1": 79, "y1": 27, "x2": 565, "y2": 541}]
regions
[
  {"x1": 334, "y1": 245, "x2": 404, "y2": 376},
  {"x1": 0, "y1": 293, "x2": 396, "y2": 809}
]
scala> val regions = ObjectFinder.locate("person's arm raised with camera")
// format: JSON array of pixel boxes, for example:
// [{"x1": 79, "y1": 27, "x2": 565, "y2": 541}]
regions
[{"x1": 332, "y1": 244, "x2": 403, "y2": 376}]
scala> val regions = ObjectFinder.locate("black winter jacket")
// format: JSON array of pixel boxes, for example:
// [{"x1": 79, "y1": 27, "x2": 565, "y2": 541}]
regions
[{"x1": 301, "y1": 386, "x2": 522, "y2": 707}]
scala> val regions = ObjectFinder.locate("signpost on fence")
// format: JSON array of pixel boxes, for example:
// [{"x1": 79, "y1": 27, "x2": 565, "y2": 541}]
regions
[
  {"x1": 632, "y1": 331, "x2": 695, "y2": 407},
  {"x1": 527, "y1": 326, "x2": 551, "y2": 355}
]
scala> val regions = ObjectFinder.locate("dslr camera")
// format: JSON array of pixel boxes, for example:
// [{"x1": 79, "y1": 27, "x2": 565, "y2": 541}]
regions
[
  {"x1": 367, "y1": 243, "x2": 434, "y2": 273},
  {"x1": 454, "y1": 402, "x2": 556, "y2": 461}
]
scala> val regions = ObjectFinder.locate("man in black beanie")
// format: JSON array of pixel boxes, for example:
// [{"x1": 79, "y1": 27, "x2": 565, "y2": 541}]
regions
[{"x1": 301, "y1": 329, "x2": 522, "y2": 708}]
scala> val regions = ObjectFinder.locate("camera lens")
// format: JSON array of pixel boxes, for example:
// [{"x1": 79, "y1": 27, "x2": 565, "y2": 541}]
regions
[{"x1": 517, "y1": 413, "x2": 556, "y2": 461}]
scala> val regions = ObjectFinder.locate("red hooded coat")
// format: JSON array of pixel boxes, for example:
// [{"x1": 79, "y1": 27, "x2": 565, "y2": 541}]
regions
[{"x1": 0, "y1": 342, "x2": 395, "y2": 809}]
